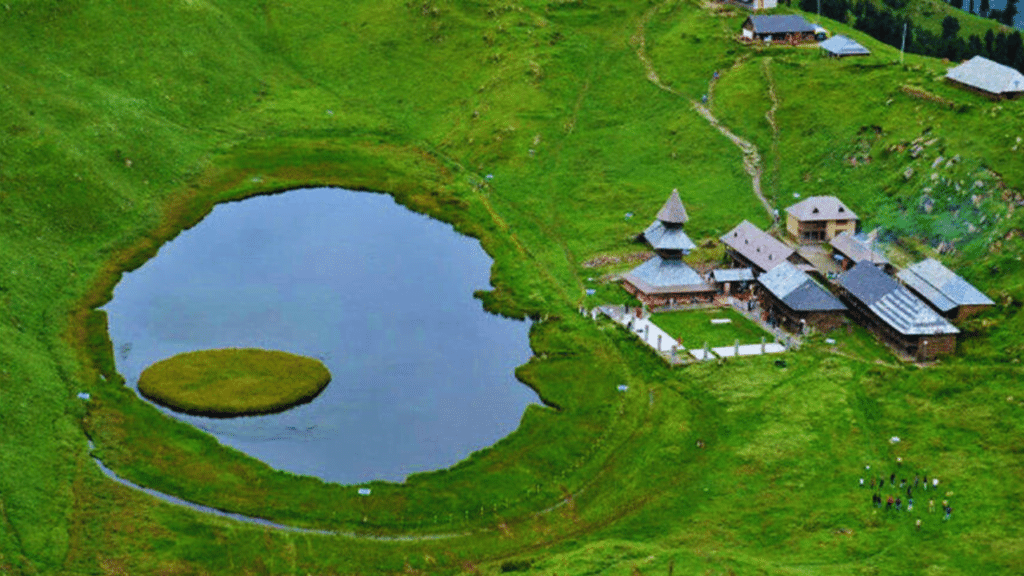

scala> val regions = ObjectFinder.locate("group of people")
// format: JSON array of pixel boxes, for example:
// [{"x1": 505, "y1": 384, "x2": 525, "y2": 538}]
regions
[{"x1": 860, "y1": 466, "x2": 954, "y2": 526}]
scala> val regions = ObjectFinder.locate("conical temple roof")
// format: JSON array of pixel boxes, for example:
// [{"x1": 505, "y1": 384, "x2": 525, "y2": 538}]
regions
[{"x1": 656, "y1": 189, "x2": 689, "y2": 224}]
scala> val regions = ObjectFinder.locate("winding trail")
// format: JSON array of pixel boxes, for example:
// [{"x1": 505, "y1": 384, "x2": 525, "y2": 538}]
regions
[
  {"x1": 89, "y1": 444, "x2": 466, "y2": 540},
  {"x1": 763, "y1": 57, "x2": 781, "y2": 227},
  {"x1": 632, "y1": 2, "x2": 775, "y2": 222}
]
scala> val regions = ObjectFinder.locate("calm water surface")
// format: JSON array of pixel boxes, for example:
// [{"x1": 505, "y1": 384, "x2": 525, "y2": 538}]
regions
[{"x1": 103, "y1": 187, "x2": 538, "y2": 485}]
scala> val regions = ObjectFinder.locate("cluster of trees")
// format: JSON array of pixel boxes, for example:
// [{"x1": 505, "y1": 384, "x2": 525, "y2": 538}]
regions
[
  {"x1": 948, "y1": 0, "x2": 1019, "y2": 27},
  {"x1": 797, "y1": 0, "x2": 1024, "y2": 71}
]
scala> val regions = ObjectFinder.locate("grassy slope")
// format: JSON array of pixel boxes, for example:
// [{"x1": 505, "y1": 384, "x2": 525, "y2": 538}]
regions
[{"x1": 1, "y1": 0, "x2": 1024, "y2": 574}]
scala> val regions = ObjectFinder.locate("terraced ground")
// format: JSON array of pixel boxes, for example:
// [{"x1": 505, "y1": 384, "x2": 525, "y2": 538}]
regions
[{"x1": 3, "y1": 0, "x2": 1024, "y2": 574}]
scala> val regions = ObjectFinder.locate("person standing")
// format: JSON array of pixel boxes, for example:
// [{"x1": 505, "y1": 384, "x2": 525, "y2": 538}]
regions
[
  {"x1": 895, "y1": 497, "x2": 902, "y2": 512},
  {"x1": 916, "y1": 518, "x2": 922, "y2": 531},
  {"x1": 886, "y1": 495, "x2": 894, "y2": 511},
  {"x1": 929, "y1": 499, "x2": 935, "y2": 513}
]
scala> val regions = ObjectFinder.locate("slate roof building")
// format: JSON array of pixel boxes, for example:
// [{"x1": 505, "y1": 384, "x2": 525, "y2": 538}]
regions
[
  {"x1": 830, "y1": 231, "x2": 891, "y2": 273},
  {"x1": 623, "y1": 190, "x2": 714, "y2": 306},
  {"x1": 819, "y1": 35, "x2": 870, "y2": 57},
  {"x1": 896, "y1": 258, "x2": 994, "y2": 321},
  {"x1": 837, "y1": 262, "x2": 959, "y2": 361},
  {"x1": 785, "y1": 195, "x2": 858, "y2": 243},
  {"x1": 945, "y1": 56, "x2": 1024, "y2": 100},
  {"x1": 757, "y1": 262, "x2": 847, "y2": 333},
  {"x1": 711, "y1": 268, "x2": 755, "y2": 296},
  {"x1": 740, "y1": 15, "x2": 817, "y2": 42},
  {"x1": 720, "y1": 220, "x2": 803, "y2": 275}
]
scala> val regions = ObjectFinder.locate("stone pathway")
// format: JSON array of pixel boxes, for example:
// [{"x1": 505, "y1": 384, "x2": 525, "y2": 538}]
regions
[
  {"x1": 594, "y1": 305, "x2": 789, "y2": 362},
  {"x1": 597, "y1": 306, "x2": 683, "y2": 356}
]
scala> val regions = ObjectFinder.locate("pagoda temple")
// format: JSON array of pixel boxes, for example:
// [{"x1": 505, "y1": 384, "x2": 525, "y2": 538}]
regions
[{"x1": 622, "y1": 190, "x2": 714, "y2": 306}]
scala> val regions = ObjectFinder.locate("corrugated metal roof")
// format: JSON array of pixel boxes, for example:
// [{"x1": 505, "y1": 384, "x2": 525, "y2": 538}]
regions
[
  {"x1": 819, "y1": 35, "x2": 870, "y2": 56},
  {"x1": 712, "y1": 268, "x2": 755, "y2": 283},
  {"x1": 786, "y1": 195, "x2": 858, "y2": 222},
  {"x1": 946, "y1": 56, "x2": 1024, "y2": 95},
  {"x1": 644, "y1": 220, "x2": 697, "y2": 252},
  {"x1": 720, "y1": 220, "x2": 794, "y2": 273},
  {"x1": 839, "y1": 262, "x2": 959, "y2": 336},
  {"x1": 896, "y1": 269, "x2": 955, "y2": 312},
  {"x1": 830, "y1": 232, "x2": 889, "y2": 265},
  {"x1": 623, "y1": 256, "x2": 713, "y2": 295},
  {"x1": 901, "y1": 258, "x2": 995, "y2": 307},
  {"x1": 759, "y1": 262, "x2": 846, "y2": 312},
  {"x1": 747, "y1": 15, "x2": 816, "y2": 34},
  {"x1": 656, "y1": 189, "x2": 689, "y2": 224}
]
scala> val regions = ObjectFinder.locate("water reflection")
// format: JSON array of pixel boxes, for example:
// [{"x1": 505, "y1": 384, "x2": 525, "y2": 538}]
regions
[{"x1": 104, "y1": 188, "x2": 537, "y2": 485}]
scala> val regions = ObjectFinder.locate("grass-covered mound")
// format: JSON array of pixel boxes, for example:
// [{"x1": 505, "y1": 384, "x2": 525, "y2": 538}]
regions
[{"x1": 137, "y1": 349, "x2": 330, "y2": 417}]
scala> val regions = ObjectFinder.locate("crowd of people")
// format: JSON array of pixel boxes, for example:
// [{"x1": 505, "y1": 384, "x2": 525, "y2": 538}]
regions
[{"x1": 860, "y1": 462, "x2": 955, "y2": 528}]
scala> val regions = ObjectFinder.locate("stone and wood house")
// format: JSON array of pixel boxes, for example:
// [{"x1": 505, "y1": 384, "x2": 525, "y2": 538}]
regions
[
  {"x1": 720, "y1": 220, "x2": 807, "y2": 276},
  {"x1": 740, "y1": 15, "x2": 817, "y2": 43},
  {"x1": 785, "y1": 196, "x2": 858, "y2": 243},
  {"x1": 757, "y1": 261, "x2": 847, "y2": 333},
  {"x1": 837, "y1": 261, "x2": 959, "y2": 361},
  {"x1": 896, "y1": 258, "x2": 994, "y2": 322},
  {"x1": 829, "y1": 231, "x2": 892, "y2": 274},
  {"x1": 945, "y1": 56, "x2": 1024, "y2": 100}
]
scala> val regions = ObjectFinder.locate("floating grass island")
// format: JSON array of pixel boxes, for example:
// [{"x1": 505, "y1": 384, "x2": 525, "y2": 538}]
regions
[{"x1": 137, "y1": 349, "x2": 331, "y2": 417}]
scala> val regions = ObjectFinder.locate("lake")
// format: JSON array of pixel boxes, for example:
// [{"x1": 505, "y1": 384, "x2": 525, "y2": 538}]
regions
[{"x1": 103, "y1": 187, "x2": 538, "y2": 485}]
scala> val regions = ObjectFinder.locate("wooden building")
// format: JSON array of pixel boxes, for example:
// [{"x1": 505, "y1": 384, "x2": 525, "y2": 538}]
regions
[
  {"x1": 829, "y1": 231, "x2": 892, "y2": 274},
  {"x1": 758, "y1": 262, "x2": 846, "y2": 333},
  {"x1": 785, "y1": 196, "x2": 858, "y2": 243},
  {"x1": 896, "y1": 258, "x2": 994, "y2": 321},
  {"x1": 945, "y1": 56, "x2": 1024, "y2": 100},
  {"x1": 711, "y1": 268, "x2": 755, "y2": 297},
  {"x1": 819, "y1": 35, "x2": 870, "y2": 58},
  {"x1": 623, "y1": 190, "x2": 714, "y2": 306},
  {"x1": 837, "y1": 262, "x2": 959, "y2": 361},
  {"x1": 622, "y1": 257, "x2": 716, "y2": 307},
  {"x1": 720, "y1": 220, "x2": 805, "y2": 276},
  {"x1": 740, "y1": 15, "x2": 816, "y2": 43}
]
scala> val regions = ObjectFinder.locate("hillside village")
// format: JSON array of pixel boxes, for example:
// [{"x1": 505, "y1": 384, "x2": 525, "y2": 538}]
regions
[
  {"x1": 601, "y1": 190, "x2": 993, "y2": 363},
  {"x1": 740, "y1": 13, "x2": 1024, "y2": 98}
]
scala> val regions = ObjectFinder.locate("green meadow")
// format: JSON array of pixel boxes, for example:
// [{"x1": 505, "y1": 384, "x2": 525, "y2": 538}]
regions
[
  {"x1": 651, "y1": 308, "x2": 771, "y2": 348},
  {"x1": 2, "y1": 0, "x2": 1024, "y2": 574}
]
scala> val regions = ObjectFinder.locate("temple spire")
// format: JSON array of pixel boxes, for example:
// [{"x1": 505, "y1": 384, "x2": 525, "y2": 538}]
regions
[{"x1": 656, "y1": 189, "x2": 689, "y2": 225}]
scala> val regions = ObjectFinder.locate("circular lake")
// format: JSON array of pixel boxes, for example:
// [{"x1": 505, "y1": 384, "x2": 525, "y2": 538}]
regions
[{"x1": 103, "y1": 187, "x2": 538, "y2": 485}]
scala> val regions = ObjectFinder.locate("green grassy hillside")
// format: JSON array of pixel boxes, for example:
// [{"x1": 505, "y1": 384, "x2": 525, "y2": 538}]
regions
[{"x1": 2, "y1": 0, "x2": 1024, "y2": 574}]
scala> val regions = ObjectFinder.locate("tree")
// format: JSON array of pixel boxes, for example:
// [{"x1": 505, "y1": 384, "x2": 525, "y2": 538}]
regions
[
  {"x1": 941, "y1": 15, "x2": 961, "y2": 39},
  {"x1": 950, "y1": 0, "x2": 963, "y2": 10},
  {"x1": 1007, "y1": 31, "x2": 1024, "y2": 70},
  {"x1": 985, "y1": 28, "x2": 996, "y2": 56},
  {"x1": 969, "y1": 0, "x2": 975, "y2": 13},
  {"x1": 969, "y1": 33, "x2": 984, "y2": 55},
  {"x1": 1003, "y1": 0, "x2": 1019, "y2": 25},
  {"x1": 980, "y1": 0, "x2": 989, "y2": 17},
  {"x1": 994, "y1": 31, "x2": 1009, "y2": 63}
]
